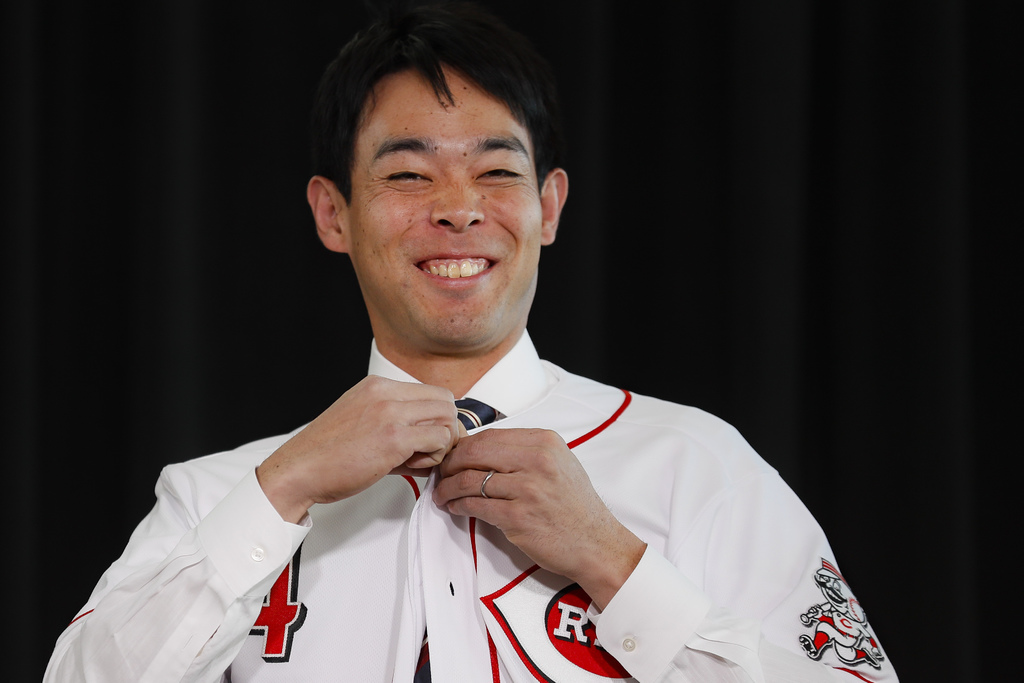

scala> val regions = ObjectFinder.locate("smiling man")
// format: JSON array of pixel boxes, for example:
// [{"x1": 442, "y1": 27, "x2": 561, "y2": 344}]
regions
[
  {"x1": 308, "y1": 66, "x2": 565, "y2": 391},
  {"x1": 45, "y1": 4, "x2": 897, "y2": 683}
]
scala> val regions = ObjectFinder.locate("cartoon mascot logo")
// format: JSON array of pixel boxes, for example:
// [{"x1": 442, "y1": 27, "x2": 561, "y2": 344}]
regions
[{"x1": 799, "y1": 559, "x2": 884, "y2": 669}]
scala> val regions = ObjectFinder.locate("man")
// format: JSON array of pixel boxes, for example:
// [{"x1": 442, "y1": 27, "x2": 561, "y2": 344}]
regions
[{"x1": 45, "y1": 4, "x2": 898, "y2": 682}]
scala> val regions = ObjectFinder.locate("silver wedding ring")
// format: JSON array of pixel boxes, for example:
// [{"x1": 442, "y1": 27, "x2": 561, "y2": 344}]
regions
[{"x1": 480, "y1": 470, "x2": 496, "y2": 499}]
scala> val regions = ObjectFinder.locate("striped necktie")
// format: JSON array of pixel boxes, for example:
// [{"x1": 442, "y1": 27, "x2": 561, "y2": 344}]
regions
[
  {"x1": 455, "y1": 397, "x2": 499, "y2": 430},
  {"x1": 414, "y1": 398, "x2": 500, "y2": 683}
]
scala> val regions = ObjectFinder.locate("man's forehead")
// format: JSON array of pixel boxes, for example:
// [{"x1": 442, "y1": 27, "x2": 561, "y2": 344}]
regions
[
  {"x1": 370, "y1": 134, "x2": 532, "y2": 163},
  {"x1": 354, "y1": 68, "x2": 535, "y2": 162}
]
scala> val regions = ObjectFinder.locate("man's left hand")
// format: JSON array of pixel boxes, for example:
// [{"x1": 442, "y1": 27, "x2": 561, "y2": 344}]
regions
[{"x1": 432, "y1": 428, "x2": 646, "y2": 610}]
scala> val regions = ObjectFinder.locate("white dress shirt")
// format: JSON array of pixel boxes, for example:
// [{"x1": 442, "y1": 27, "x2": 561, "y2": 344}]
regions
[{"x1": 44, "y1": 331, "x2": 896, "y2": 683}]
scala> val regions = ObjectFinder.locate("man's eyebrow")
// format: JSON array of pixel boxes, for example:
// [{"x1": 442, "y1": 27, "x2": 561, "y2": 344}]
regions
[
  {"x1": 371, "y1": 135, "x2": 531, "y2": 163},
  {"x1": 475, "y1": 136, "x2": 530, "y2": 159},
  {"x1": 371, "y1": 137, "x2": 432, "y2": 162}
]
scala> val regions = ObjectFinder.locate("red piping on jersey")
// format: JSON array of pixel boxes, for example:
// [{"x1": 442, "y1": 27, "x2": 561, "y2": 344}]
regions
[
  {"x1": 488, "y1": 633, "x2": 500, "y2": 683},
  {"x1": 69, "y1": 609, "x2": 93, "y2": 626},
  {"x1": 481, "y1": 565, "x2": 547, "y2": 682},
  {"x1": 836, "y1": 668, "x2": 874, "y2": 682},
  {"x1": 470, "y1": 518, "x2": 501, "y2": 683},
  {"x1": 477, "y1": 389, "x2": 632, "y2": 682},
  {"x1": 402, "y1": 475, "x2": 421, "y2": 499},
  {"x1": 470, "y1": 517, "x2": 478, "y2": 567},
  {"x1": 566, "y1": 389, "x2": 631, "y2": 449}
]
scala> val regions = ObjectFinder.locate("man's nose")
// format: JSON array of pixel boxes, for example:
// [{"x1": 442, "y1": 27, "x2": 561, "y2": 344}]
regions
[{"x1": 430, "y1": 182, "x2": 484, "y2": 232}]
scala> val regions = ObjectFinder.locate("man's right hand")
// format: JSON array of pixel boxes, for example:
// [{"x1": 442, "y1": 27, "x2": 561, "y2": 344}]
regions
[{"x1": 255, "y1": 376, "x2": 461, "y2": 523}]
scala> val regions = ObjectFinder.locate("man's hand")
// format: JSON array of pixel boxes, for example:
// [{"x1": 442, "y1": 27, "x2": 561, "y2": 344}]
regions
[
  {"x1": 432, "y1": 428, "x2": 646, "y2": 610},
  {"x1": 256, "y1": 376, "x2": 461, "y2": 523}
]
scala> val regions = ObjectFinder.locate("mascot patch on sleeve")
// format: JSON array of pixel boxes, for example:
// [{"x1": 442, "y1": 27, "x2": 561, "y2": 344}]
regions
[{"x1": 799, "y1": 559, "x2": 885, "y2": 670}]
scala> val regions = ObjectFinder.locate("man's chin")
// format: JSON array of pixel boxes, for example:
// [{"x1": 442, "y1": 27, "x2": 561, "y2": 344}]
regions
[
  {"x1": 419, "y1": 329, "x2": 511, "y2": 357},
  {"x1": 398, "y1": 320, "x2": 524, "y2": 360}
]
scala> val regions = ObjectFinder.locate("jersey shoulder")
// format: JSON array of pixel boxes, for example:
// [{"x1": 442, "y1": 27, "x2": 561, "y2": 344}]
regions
[{"x1": 546, "y1": 362, "x2": 774, "y2": 481}]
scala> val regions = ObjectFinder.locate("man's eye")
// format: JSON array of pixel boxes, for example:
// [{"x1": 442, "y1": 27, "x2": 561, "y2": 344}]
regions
[
  {"x1": 482, "y1": 169, "x2": 520, "y2": 179},
  {"x1": 388, "y1": 172, "x2": 426, "y2": 181}
]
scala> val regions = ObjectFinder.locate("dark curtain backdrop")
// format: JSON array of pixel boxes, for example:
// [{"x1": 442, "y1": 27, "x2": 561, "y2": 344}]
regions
[{"x1": 3, "y1": 1, "x2": 1018, "y2": 681}]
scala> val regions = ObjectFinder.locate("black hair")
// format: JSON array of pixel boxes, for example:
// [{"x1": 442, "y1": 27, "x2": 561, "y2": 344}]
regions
[{"x1": 310, "y1": 1, "x2": 564, "y2": 201}]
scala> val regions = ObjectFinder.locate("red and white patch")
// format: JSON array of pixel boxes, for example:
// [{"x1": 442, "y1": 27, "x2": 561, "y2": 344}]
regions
[
  {"x1": 483, "y1": 566, "x2": 632, "y2": 682},
  {"x1": 798, "y1": 559, "x2": 884, "y2": 671}
]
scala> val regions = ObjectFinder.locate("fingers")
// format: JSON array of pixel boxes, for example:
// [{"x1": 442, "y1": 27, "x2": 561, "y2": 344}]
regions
[
  {"x1": 376, "y1": 383, "x2": 467, "y2": 472},
  {"x1": 480, "y1": 469, "x2": 497, "y2": 499},
  {"x1": 428, "y1": 425, "x2": 646, "y2": 610},
  {"x1": 433, "y1": 428, "x2": 563, "y2": 506},
  {"x1": 361, "y1": 383, "x2": 460, "y2": 463},
  {"x1": 258, "y1": 376, "x2": 462, "y2": 518},
  {"x1": 382, "y1": 397, "x2": 456, "y2": 424},
  {"x1": 389, "y1": 399, "x2": 460, "y2": 453},
  {"x1": 359, "y1": 375, "x2": 458, "y2": 429},
  {"x1": 438, "y1": 428, "x2": 559, "y2": 477},
  {"x1": 397, "y1": 424, "x2": 458, "y2": 466},
  {"x1": 434, "y1": 467, "x2": 504, "y2": 505}
]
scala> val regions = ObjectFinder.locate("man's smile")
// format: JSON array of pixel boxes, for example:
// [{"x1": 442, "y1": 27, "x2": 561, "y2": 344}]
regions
[{"x1": 418, "y1": 257, "x2": 491, "y2": 278}]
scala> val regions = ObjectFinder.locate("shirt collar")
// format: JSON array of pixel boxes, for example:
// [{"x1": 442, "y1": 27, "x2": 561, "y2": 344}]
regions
[{"x1": 366, "y1": 331, "x2": 554, "y2": 418}]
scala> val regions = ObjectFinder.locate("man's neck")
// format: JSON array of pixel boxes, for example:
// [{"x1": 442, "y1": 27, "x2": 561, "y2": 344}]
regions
[{"x1": 374, "y1": 334, "x2": 522, "y2": 398}]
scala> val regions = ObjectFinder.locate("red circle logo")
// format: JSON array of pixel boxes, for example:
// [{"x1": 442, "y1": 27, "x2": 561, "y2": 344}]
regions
[{"x1": 544, "y1": 584, "x2": 631, "y2": 678}]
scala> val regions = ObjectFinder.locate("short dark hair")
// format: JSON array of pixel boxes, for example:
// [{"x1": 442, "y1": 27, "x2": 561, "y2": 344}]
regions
[{"x1": 310, "y1": 1, "x2": 564, "y2": 201}]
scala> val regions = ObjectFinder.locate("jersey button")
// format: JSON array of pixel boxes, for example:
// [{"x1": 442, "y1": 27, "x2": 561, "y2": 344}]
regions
[
  {"x1": 622, "y1": 637, "x2": 637, "y2": 652},
  {"x1": 250, "y1": 547, "x2": 266, "y2": 562}
]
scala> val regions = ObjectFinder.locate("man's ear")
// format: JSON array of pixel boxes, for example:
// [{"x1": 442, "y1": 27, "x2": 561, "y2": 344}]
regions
[
  {"x1": 539, "y1": 168, "x2": 568, "y2": 246},
  {"x1": 307, "y1": 175, "x2": 351, "y2": 253}
]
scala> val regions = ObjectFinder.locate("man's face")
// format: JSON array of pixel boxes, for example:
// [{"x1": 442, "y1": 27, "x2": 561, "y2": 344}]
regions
[{"x1": 316, "y1": 68, "x2": 566, "y2": 361}]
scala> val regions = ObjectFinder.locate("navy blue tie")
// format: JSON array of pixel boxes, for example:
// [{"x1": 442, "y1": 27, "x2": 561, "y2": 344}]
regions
[{"x1": 455, "y1": 397, "x2": 499, "y2": 430}]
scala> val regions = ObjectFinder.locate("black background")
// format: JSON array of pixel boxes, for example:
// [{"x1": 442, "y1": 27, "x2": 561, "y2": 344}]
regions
[{"x1": 3, "y1": 1, "x2": 1019, "y2": 681}]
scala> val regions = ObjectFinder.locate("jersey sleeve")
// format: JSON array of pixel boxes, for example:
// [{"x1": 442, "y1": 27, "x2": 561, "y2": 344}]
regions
[
  {"x1": 43, "y1": 465, "x2": 309, "y2": 683},
  {"x1": 592, "y1": 471, "x2": 898, "y2": 683}
]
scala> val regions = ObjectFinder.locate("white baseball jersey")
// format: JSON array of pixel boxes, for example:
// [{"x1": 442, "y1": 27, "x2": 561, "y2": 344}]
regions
[{"x1": 44, "y1": 334, "x2": 898, "y2": 682}]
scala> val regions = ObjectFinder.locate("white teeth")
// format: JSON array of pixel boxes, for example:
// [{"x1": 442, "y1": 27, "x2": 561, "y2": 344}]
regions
[{"x1": 421, "y1": 259, "x2": 488, "y2": 278}]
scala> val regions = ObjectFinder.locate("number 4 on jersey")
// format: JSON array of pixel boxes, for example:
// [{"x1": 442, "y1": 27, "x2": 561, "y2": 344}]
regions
[{"x1": 250, "y1": 547, "x2": 307, "y2": 662}]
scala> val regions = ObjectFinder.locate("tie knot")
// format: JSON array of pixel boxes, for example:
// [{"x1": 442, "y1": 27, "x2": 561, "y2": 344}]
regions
[{"x1": 455, "y1": 398, "x2": 498, "y2": 430}]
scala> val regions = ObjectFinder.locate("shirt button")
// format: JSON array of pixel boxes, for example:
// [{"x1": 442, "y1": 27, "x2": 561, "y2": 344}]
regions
[
  {"x1": 622, "y1": 637, "x2": 637, "y2": 652},
  {"x1": 250, "y1": 547, "x2": 266, "y2": 562}
]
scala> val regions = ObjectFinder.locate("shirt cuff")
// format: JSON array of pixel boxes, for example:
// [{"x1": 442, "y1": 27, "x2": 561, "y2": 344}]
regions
[
  {"x1": 197, "y1": 467, "x2": 310, "y2": 598},
  {"x1": 593, "y1": 545, "x2": 712, "y2": 681}
]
